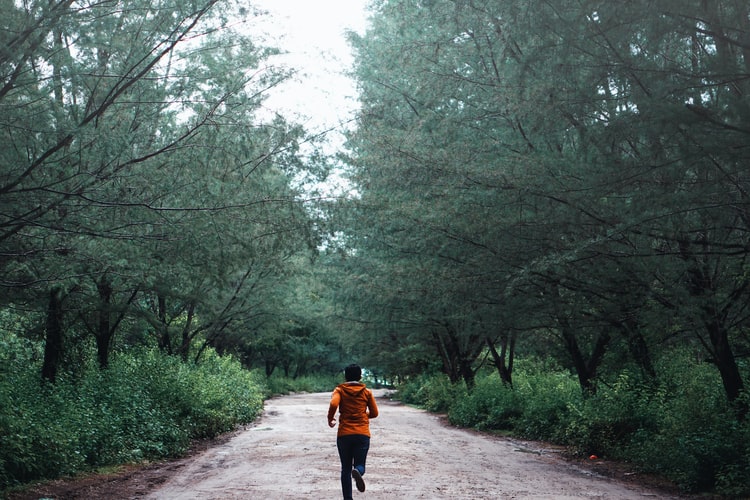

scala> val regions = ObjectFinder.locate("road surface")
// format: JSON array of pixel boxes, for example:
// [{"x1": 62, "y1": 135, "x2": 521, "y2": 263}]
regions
[{"x1": 141, "y1": 390, "x2": 681, "y2": 499}]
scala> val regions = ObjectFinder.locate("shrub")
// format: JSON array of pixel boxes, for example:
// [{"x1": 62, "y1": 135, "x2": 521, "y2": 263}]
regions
[
  {"x1": 513, "y1": 369, "x2": 580, "y2": 442},
  {"x1": 177, "y1": 351, "x2": 265, "y2": 438},
  {"x1": 563, "y1": 372, "x2": 658, "y2": 458},
  {"x1": 263, "y1": 372, "x2": 341, "y2": 395},
  {"x1": 396, "y1": 373, "x2": 465, "y2": 413},
  {"x1": 449, "y1": 374, "x2": 521, "y2": 430},
  {"x1": 390, "y1": 354, "x2": 750, "y2": 497},
  {"x1": 619, "y1": 354, "x2": 750, "y2": 494},
  {"x1": 0, "y1": 345, "x2": 265, "y2": 492}
]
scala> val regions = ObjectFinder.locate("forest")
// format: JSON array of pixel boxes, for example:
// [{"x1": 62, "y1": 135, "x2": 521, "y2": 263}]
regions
[{"x1": 1, "y1": 0, "x2": 750, "y2": 496}]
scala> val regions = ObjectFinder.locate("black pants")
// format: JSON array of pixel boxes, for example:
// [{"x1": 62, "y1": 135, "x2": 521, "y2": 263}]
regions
[{"x1": 336, "y1": 434, "x2": 370, "y2": 499}]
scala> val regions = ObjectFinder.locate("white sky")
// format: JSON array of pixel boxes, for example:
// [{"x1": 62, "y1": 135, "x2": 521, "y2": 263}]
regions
[{"x1": 249, "y1": 0, "x2": 370, "y2": 136}]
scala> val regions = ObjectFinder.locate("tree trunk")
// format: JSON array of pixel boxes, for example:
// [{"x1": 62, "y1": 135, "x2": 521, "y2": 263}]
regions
[
  {"x1": 432, "y1": 323, "x2": 480, "y2": 388},
  {"x1": 459, "y1": 357, "x2": 476, "y2": 390},
  {"x1": 178, "y1": 301, "x2": 196, "y2": 362},
  {"x1": 95, "y1": 276, "x2": 113, "y2": 369},
  {"x1": 432, "y1": 328, "x2": 461, "y2": 384},
  {"x1": 558, "y1": 318, "x2": 610, "y2": 395},
  {"x1": 41, "y1": 287, "x2": 65, "y2": 383},
  {"x1": 156, "y1": 293, "x2": 172, "y2": 354},
  {"x1": 705, "y1": 310, "x2": 747, "y2": 420},
  {"x1": 616, "y1": 317, "x2": 656, "y2": 379},
  {"x1": 681, "y1": 239, "x2": 746, "y2": 419},
  {"x1": 486, "y1": 332, "x2": 515, "y2": 387}
]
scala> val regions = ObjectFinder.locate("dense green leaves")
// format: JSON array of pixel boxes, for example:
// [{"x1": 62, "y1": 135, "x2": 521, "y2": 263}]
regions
[
  {"x1": 0, "y1": 0, "x2": 332, "y2": 377},
  {"x1": 398, "y1": 357, "x2": 750, "y2": 495},
  {"x1": 340, "y1": 0, "x2": 750, "y2": 404},
  {"x1": 0, "y1": 345, "x2": 263, "y2": 490},
  {"x1": 0, "y1": 1, "x2": 345, "y2": 486}
]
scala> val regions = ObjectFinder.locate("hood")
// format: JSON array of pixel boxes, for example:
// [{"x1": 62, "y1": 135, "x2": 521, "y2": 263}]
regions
[{"x1": 339, "y1": 382, "x2": 367, "y2": 396}]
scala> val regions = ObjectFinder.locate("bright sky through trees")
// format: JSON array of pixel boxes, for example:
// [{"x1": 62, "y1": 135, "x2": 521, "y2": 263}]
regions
[{"x1": 250, "y1": 0, "x2": 370, "y2": 135}]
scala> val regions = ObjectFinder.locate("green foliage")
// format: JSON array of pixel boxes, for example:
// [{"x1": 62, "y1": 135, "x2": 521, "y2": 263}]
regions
[
  {"x1": 446, "y1": 366, "x2": 580, "y2": 441},
  {"x1": 398, "y1": 355, "x2": 750, "y2": 496},
  {"x1": 0, "y1": 0, "x2": 326, "y2": 384},
  {"x1": 262, "y1": 372, "x2": 342, "y2": 396},
  {"x1": 513, "y1": 370, "x2": 581, "y2": 442},
  {"x1": 618, "y1": 354, "x2": 750, "y2": 494},
  {"x1": 563, "y1": 372, "x2": 659, "y2": 458},
  {"x1": 137, "y1": 349, "x2": 266, "y2": 439},
  {"x1": 396, "y1": 372, "x2": 467, "y2": 413},
  {"x1": 448, "y1": 375, "x2": 522, "y2": 430},
  {"x1": 0, "y1": 347, "x2": 264, "y2": 492},
  {"x1": 342, "y1": 0, "x2": 750, "y2": 417}
]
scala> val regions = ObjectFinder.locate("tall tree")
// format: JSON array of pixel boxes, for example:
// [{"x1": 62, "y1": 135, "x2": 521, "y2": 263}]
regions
[
  {"x1": 1, "y1": 0, "x2": 321, "y2": 379},
  {"x1": 341, "y1": 0, "x2": 750, "y2": 410}
]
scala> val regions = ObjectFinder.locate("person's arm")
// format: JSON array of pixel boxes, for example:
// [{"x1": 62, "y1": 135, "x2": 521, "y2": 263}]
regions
[
  {"x1": 367, "y1": 390, "x2": 379, "y2": 419},
  {"x1": 328, "y1": 388, "x2": 341, "y2": 427}
]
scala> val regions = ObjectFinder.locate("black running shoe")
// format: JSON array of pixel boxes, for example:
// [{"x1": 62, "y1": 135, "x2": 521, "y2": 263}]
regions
[{"x1": 352, "y1": 468, "x2": 365, "y2": 492}]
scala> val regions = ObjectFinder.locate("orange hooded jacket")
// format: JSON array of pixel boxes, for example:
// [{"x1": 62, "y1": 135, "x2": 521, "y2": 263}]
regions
[{"x1": 328, "y1": 382, "x2": 379, "y2": 437}]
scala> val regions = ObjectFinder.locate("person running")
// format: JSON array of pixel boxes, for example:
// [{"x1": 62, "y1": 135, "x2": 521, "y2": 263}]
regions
[{"x1": 328, "y1": 364, "x2": 379, "y2": 499}]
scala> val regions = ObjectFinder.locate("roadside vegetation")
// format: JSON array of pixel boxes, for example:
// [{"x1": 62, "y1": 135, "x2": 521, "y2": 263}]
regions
[
  {"x1": 0, "y1": 335, "x2": 346, "y2": 494},
  {"x1": 0, "y1": 343, "x2": 263, "y2": 491},
  {"x1": 334, "y1": 1, "x2": 750, "y2": 497},
  {"x1": 263, "y1": 373, "x2": 344, "y2": 395},
  {"x1": 0, "y1": 0, "x2": 342, "y2": 493},
  {"x1": 397, "y1": 354, "x2": 750, "y2": 497}
]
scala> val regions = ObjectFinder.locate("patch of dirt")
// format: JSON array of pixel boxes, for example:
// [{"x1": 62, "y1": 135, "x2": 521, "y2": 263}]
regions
[{"x1": 6, "y1": 390, "x2": 698, "y2": 499}]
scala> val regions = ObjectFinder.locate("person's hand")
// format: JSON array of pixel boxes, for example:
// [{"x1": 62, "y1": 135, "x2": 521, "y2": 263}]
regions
[{"x1": 328, "y1": 418, "x2": 336, "y2": 428}]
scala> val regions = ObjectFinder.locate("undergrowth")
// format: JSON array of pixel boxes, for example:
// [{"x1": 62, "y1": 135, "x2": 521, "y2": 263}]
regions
[
  {"x1": 262, "y1": 372, "x2": 342, "y2": 395},
  {"x1": 0, "y1": 345, "x2": 264, "y2": 492},
  {"x1": 396, "y1": 355, "x2": 750, "y2": 497}
]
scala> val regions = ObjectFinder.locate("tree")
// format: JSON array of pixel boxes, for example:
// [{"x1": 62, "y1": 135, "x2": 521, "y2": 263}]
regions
[
  {"x1": 341, "y1": 0, "x2": 750, "y2": 411},
  {"x1": 1, "y1": 0, "x2": 322, "y2": 380}
]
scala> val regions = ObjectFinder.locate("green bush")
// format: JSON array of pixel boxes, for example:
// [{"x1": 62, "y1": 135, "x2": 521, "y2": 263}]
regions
[
  {"x1": 513, "y1": 369, "x2": 580, "y2": 442},
  {"x1": 177, "y1": 352, "x2": 265, "y2": 438},
  {"x1": 394, "y1": 354, "x2": 750, "y2": 497},
  {"x1": 618, "y1": 355, "x2": 750, "y2": 494},
  {"x1": 563, "y1": 372, "x2": 658, "y2": 458},
  {"x1": 0, "y1": 345, "x2": 265, "y2": 492},
  {"x1": 396, "y1": 372, "x2": 465, "y2": 412},
  {"x1": 448, "y1": 374, "x2": 521, "y2": 430},
  {"x1": 263, "y1": 372, "x2": 342, "y2": 395}
]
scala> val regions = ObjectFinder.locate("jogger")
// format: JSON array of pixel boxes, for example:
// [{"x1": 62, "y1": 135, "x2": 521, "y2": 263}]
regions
[{"x1": 328, "y1": 364, "x2": 379, "y2": 499}]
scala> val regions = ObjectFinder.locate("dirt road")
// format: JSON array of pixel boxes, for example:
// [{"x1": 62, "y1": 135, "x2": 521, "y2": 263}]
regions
[
  {"x1": 136, "y1": 390, "x2": 680, "y2": 499},
  {"x1": 8, "y1": 390, "x2": 686, "y2": 499}
]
